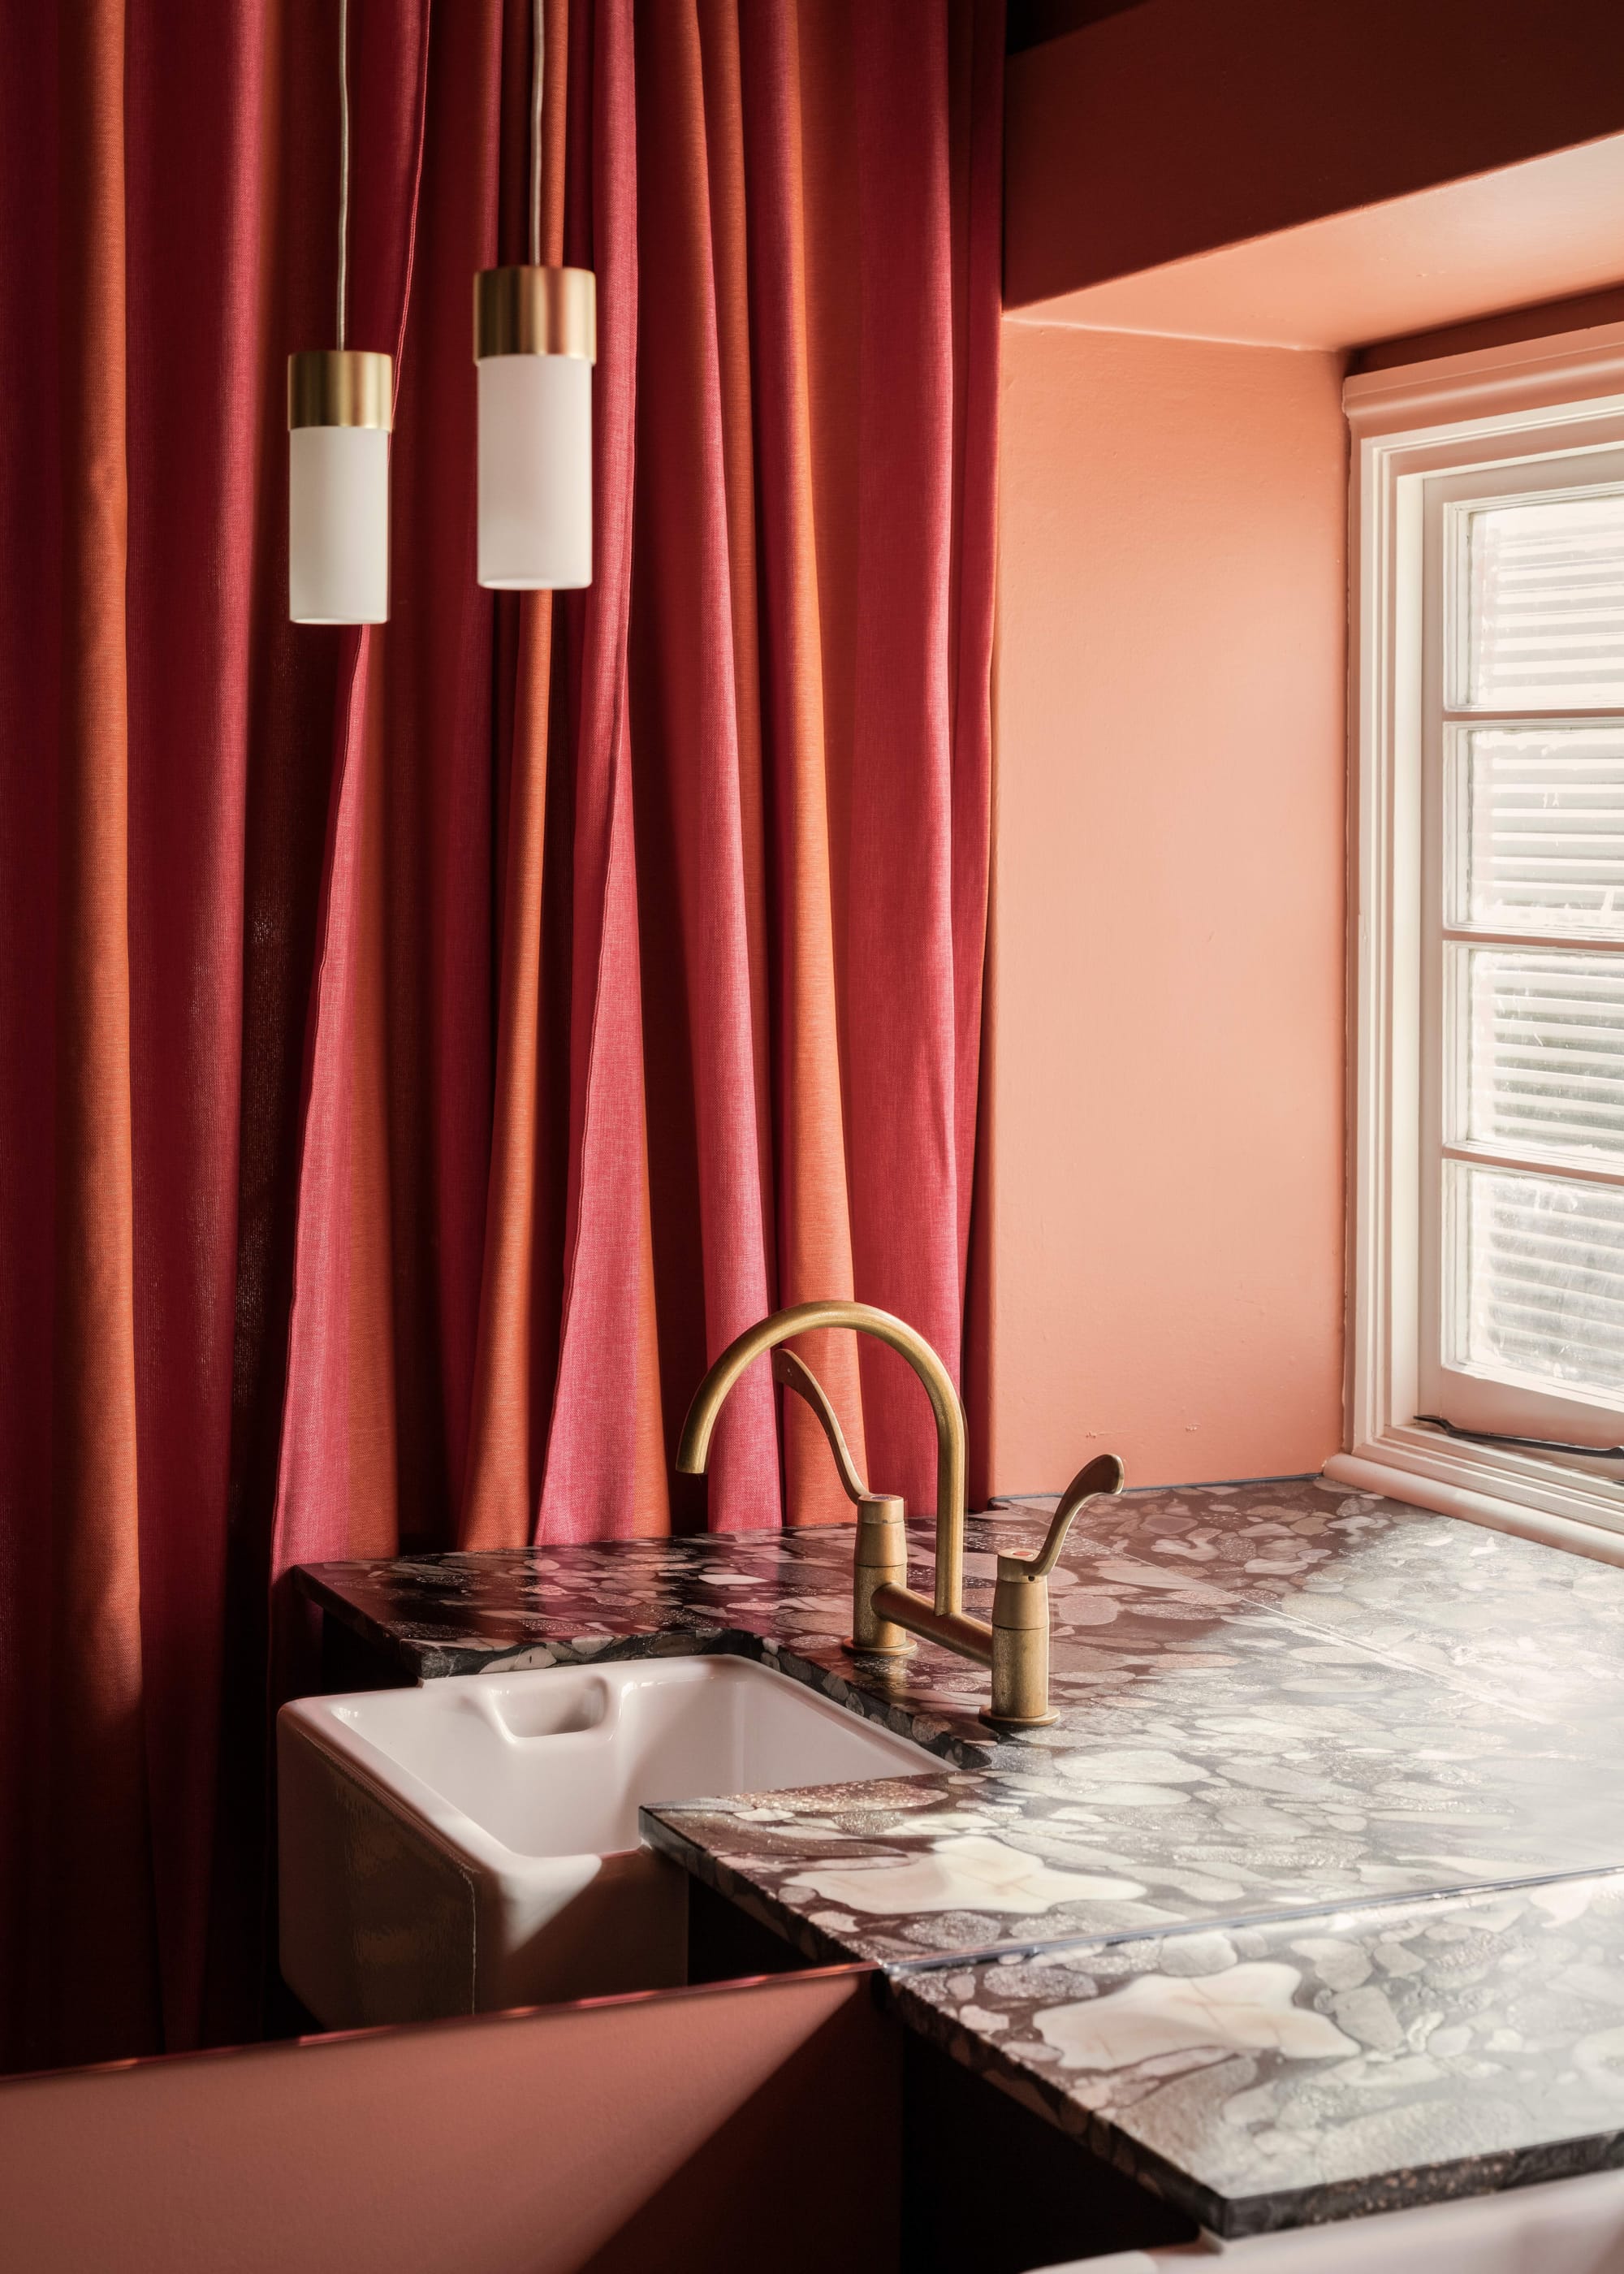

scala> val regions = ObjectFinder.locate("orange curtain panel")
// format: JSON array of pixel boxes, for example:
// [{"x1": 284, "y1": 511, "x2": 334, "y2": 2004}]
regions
[{"x1": 0, "y1": 0, "x2": 1001, "y2": 2070}]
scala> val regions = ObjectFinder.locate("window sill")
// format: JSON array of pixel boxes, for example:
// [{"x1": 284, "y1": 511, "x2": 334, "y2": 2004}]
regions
[{"x1": 1325, "y1": 1434, "x2": 1624, "y2": 1568}]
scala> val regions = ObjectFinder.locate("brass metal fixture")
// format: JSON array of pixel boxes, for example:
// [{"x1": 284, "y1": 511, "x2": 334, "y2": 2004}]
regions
[
  {"x1": 288, "y1": 349, "x2": 393, "y2": 433},
  {"x1": 473, "y1": 266, "x2": 597, "y2": 365},
  {"x1": 676, "y1": 1299, "x2": 1125, "y2": 1729},
  {"x1": 772, "y1": 1347, "x2": 914, "y2": 1657}
]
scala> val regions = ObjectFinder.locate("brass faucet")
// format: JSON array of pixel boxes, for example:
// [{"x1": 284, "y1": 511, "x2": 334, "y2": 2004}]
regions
[{"x1": 675, "y1": 1299, "x2": 1124, "y2": 1729}]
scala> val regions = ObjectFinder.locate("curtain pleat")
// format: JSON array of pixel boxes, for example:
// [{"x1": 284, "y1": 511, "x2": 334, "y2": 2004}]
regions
[
  {"x1": 0, "y1": 0, "x2": 1001, "y2": 2072},
  {"x1": 45, "y1": 0, "x2": 156, "y2": 2072},
  {"x1": 0, "y1": 0, "x2": 63, "y2": 2072},
  {"x1": 742, "y1": 2, "x2": 870, "y2": 1534},
  {"x1": 626, "y1": 0, "x2": 780, "y2": 1537},
  {"x1": 123, "y1": 0, "x2": 263, "y2": 2057}
]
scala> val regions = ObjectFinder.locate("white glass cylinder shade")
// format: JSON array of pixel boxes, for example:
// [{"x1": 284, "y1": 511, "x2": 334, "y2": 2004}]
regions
[
  {"x1": 289, "y1": 425, "x2": 390, "y2": 624},
  {"x1": 477, "y1": 352, "x2": 592, "y2": 590},
  {"x1": 287, "y1": 350, "x2": 392, "y2": 627}
]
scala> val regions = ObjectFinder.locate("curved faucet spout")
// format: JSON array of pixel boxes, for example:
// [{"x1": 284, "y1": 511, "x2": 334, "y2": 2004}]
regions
[{"x1": 676, "y1": 1299, "x2": 969, "y2": 1617}]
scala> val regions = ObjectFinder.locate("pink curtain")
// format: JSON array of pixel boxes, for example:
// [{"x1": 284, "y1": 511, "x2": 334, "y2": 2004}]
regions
[{"x1": 0, "y1": 0, "x2": 1001, "y2": 2072}]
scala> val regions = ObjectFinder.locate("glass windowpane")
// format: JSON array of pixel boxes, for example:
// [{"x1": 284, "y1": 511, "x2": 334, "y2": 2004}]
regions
[
  {"x1": 1449, "y1": 1161, "x2": 1624, "y2": 1402},
  {"x1": 1466, "y1": 492, "x2": 1624, "y2": 710},
  {"x1": 1459, "y1": 947, "x2": 1624, "y2": 1162},
  {"x1": 1455, "y1": 726, "x2": 1624, "y2": 935}
]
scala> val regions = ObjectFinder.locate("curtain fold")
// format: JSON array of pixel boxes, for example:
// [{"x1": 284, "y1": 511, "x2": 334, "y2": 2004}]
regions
[
  {"x1": 46, "y1": 0, "x2": 154, "y2": 2073},
  {"x1": 124, "y1": 0, "x2": 262, "y2": 2058},
  {"x1": 0, "y1": 0, "x2": 1001, "y2": 2073}
]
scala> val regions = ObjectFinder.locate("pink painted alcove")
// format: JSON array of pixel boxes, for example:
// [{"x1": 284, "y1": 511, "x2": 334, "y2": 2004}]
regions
[{"x1": 980, "y1": 0, "x2": 1624, "y2": 1497}]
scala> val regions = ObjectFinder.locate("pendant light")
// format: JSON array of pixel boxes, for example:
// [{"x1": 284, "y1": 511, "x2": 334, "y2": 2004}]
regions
[
  {"x1": 474, "y1": 0, "x2": 596, "y2": 590},
  {"x1": 288, "y1": 0, "x2": 391, "y2": 625}
]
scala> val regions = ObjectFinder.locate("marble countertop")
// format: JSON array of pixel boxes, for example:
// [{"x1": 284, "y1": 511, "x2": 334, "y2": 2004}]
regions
[{"x1": 296, "y1": 1478, "x2": 1624, "y2": 2238}]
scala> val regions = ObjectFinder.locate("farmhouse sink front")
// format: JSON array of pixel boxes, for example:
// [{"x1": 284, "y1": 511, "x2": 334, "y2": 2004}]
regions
[{"x1": 279, "y1": 1653, "x2": 934, "y2": 2026}]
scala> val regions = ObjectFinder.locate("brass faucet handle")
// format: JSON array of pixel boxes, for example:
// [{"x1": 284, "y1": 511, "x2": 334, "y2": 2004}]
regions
[
  {"x1": 771, "y1": 1347, "x2": 867, "y2": 1506},
  {"x1": 1001, "y1": 1453, "x2": 1126, "y2": 1582}
]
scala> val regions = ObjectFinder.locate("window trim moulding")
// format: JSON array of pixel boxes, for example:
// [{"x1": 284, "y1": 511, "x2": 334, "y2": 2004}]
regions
[{"x1": 1332, "y1": 319, "x2": 1624, "y2": 1566}]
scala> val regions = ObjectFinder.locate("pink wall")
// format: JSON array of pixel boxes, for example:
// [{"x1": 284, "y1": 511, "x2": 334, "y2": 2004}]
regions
[
  {"x1": 0, "y1": 1969, "x2": 899, "y2": 2274},
  {"x1": 978, "y1": 323, "x2": 1347, "y2": 1496}
]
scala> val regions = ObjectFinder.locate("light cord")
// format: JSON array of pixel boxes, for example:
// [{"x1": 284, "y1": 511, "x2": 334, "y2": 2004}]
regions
[
  {"x1": 529, "y1": 0, "x2": 544, "y2": 267},
  {"x1": 337, "y1": 0, "x2": 350, "y2": 347}
]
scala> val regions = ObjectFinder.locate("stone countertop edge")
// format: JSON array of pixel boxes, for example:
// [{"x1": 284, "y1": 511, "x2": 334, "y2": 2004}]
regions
[
  {"x1": 879, "y1": 1935, "x2": 1624, "y2": 2241},
  {"x1": 901, "y1": 1955, "x2": 1624, "y2": 2242}
]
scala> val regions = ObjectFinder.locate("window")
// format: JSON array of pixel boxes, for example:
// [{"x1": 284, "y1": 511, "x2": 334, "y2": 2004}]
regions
[{"x1": 1341, "y1": 331, "x2": 1624, "y2": 1540}]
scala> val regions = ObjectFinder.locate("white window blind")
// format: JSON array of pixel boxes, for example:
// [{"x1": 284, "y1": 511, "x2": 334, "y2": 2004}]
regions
[
  {"x1": 1449, "y1": 1162, "x2": 1624, "y2": 1401},
  {"x1": 1456, "y1": 728, "x2": 1624, "y2": 935},
  {"x1": 1468, "y1": 495, "x2": 1624, "y2": 709},
  {"x1": 1427, "y1": 473, "x2": 1624, "y2": 1431}
]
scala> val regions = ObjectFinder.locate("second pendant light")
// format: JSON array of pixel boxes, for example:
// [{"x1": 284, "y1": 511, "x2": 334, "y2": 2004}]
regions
[{"x1": 475, "y1": 0, "x2": 596, "y2": 591}]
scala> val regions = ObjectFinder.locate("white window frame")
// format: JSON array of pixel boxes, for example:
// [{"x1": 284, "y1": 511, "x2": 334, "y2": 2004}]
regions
[{"x1": 1332, "y1": 322, "x2": 1624, "y2": 1559}]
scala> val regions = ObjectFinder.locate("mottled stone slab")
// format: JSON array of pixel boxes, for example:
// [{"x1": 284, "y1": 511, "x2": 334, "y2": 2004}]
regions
[
  {"x1": 641, "y1": 1682, "x2": 1624, "y2": 1970},
  {"x1": 296, "y1": 1479, "x2": 1384, "y2": 1686},
  {"x1": 888, "y1": 1873, "x2": 1624, "y2": 2237}
]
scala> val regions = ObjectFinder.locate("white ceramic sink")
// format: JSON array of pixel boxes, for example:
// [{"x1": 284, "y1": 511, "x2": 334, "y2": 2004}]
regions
[{"x1": 279, "y1": 1653, "x2": 933, "y2": 2027}]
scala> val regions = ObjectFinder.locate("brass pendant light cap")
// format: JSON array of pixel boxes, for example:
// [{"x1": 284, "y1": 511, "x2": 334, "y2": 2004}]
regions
[
  {"x1": 288, "y1": 349, "x2": 394, "y2": 432},
  {"x1": 474, "y1": 266, "x2": 597, "y2": 363}
]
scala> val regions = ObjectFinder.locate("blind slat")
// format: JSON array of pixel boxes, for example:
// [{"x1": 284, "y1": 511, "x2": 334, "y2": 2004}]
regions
[
  {"x1": 1468, "y1": 495, "x2": 1624, "y2": 708},
  {"x1": 1455, "y1": 1163, "x2": 1624, "y2": 1399},
  {"x1": 1458, "y1": 728, "x2": 1624, "y2": 935}
]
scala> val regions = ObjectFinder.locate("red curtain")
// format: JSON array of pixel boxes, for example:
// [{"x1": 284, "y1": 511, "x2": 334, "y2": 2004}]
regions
[{"x1": 0, "y1": 0, "x2": 1001, "y2": 2072}]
